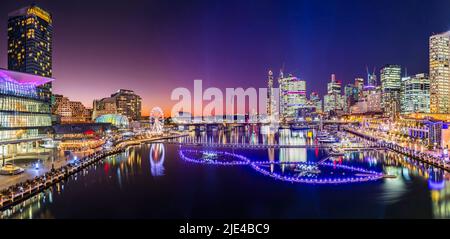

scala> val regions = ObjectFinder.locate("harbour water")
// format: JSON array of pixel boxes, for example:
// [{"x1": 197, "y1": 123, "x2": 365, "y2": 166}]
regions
[{"x1": 2, "y1": 128, "x2": 450, "y2": 219}]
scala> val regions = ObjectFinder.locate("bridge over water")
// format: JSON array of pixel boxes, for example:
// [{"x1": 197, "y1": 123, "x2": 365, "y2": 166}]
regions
[{"x1": 163, "y1": 141, "x2": 383, "y2": 151}]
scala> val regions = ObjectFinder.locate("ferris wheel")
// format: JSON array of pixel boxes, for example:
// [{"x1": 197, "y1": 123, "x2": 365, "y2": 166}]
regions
[{"x1": 150, "y1": 107, "x2": 164, "y2": 134}]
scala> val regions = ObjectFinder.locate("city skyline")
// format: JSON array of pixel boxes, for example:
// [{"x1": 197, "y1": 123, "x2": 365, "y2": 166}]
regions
[
  {"x1": 0, "y1": 0, "x2": 450, "y2": 115},
  {"x1": 1, "y1": 0, "x2": 450, "y2": 223}
]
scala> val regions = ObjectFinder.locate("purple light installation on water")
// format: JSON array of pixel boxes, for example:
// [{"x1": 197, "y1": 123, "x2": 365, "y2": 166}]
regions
[{"x1": 178, "y1": 149, "x2": 385, "y2": 185}]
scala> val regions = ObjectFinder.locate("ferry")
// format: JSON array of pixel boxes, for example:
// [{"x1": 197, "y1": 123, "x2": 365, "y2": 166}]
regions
[
  {"x1": 291, "y1": 124, "x2": 310, "y2": 130},
  {"x1": 317, "y1": 131, "x2": 330, "y2": 138},
  {"x1": 319, "y1": 136, "x2": 339, "y2": 143},
  {"x1": 329, "y1": 148, "x2": 345, "y2": 156}
]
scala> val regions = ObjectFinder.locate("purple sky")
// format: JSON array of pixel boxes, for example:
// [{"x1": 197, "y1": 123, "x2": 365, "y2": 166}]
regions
[{"x1": 1, "y1": 0, "x2": 450, "y2": 115}]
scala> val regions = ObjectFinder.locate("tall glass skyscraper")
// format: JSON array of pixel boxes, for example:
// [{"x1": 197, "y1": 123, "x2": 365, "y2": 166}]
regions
[
  {"x1": 400, "y1": 73, "x2": 430, "y2": 114},
  {"x1": 0, "y1": 69, "x2": 53, "y2": 157},
  {"x1": 7, "y1": 4, "x2": 53, "y2": 103},
  {"x1": 324, "y1": 74, "x2": 344, "y2": 115},
  {"x1": 430, "y1": 32, "x2": 450, "y2": 114},
  {"x1": 279, "y1": 74, "x2": 306, "y2": 121},
  {"x1": 266, "y1": 70, "x2": 275, "y2": 117},
  {"x1": 380, "y1": 64, "x2": 402, "y2": 118},
  {"x1": 380, "y1": 65, "x2": 402, "y2": 91}
]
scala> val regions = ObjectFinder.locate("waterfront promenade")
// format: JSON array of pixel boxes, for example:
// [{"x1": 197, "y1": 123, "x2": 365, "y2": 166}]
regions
[
  {"x1": 344, "y1": 127, "x2": 450, "y2": 171},
  {"x1": 0, "y1": 132, "x2": 187, "y2": 211}
]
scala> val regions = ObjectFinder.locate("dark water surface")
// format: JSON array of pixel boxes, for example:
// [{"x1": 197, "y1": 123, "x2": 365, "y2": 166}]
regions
[{"x1": 2, "y1": 129, "x2": 450, "y2": 219}]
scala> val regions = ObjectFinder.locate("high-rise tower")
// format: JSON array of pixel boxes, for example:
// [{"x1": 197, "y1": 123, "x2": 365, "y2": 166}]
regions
[
  {"x1": 8, "y1": 4, "x2": 53, "y2": 103},
  {"x1": 430, "y1": 32, "x2": 450, "y2": 114},
  {"x1": 267, "y1": 70, "x2": 274, "y2": 117},
  {"x1": 380, "y1": 64, "x2": 402, "y2": 119}
]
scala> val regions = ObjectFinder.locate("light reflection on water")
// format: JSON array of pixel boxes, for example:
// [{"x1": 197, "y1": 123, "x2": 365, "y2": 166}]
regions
[{"x1": 2, "y1": 128, "x2": 450, "y2": 219}]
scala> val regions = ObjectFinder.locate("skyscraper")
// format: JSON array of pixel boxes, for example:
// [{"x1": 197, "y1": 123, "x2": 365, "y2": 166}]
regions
[
  {"x1": 354, "y1": 78, "x2": 364, "y2": 90},
  {"x1": 365, "y1": 68, "x2": 377, "y2": 90},
  {"x1": 309, "y1": 92, "x2": 322, "y2": 113},
  {"x1": 344, "y1": 84, "x2": 359, "y2": 113},
  {"x1": 380, "y1": 64, "x2": 402, "y2": 118},
  {"x1": 266, "y1": 70, "x2": 274, "y2": 117},
  {"x1": 8, "y1": 4, "x2": 53, "y2": 103},
  {"x1": 327, "y1": 74, "x2": 341, "y2": 95},
  {"x1": 430, "y1": 32, "x2": 450, "y2": 114},
  {"x1": 324, "y1": 74, "x2": 344, "y2": 115},
  {"x1": 400, "y1": 73, "x2": 430, "y2": 114},
  {"x1": 381, "y1": 65, "x2": 402, "y2": 91},
  {"x1": 279, "y1": 73, "x2": 306, "y2": 121}
]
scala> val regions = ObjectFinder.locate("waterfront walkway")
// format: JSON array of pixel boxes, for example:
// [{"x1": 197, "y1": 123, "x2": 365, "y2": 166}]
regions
[
  {"x1": 0, "y1": 133, "x2": 187, "y2": 211},
  {"x1": 344, "y1": 127, "x2": 450, "y2": 172}
]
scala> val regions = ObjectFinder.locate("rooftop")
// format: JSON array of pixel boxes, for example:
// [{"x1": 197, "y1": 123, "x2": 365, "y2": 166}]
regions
[{"x1": 0, "y1": 68, "x2": 54, "y2": 86}]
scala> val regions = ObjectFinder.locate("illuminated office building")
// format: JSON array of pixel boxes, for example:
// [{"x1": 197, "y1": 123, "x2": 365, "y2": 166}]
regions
[
  {"x1": 430, "y1": 32, "x2": 450, "y2": 114},
  {"x1": 344, "y1": 84, "x2": 360, "y2": 113},
  {"x1": 279, "y1": 74, "x2": 307, "y2": 121},
  {"x1": 354, "y1": 78, "x2": 365, "y2": 91},
  {"x1": 0, "y1": 69, "x2": 53, "y2": 157},
  {"x1": 8, "y1": 5, "x2": 53, "y2": 104},
  {"x1": 381, "y1": 65, "x2": 402, "y2": 91},
  {"x1": 327, "y1": 74, "x2": 341, "y2": 95},
  {"x1": 309, "y1": 92, "x2": 322, "y2": 113},
  {"x1": 380, "y1": 64, "x2": 402, "y2": 118},
  {"x1": 365, "y1": 70, "x2": 377, "y2": 91},
  {"x1": 367, "y1": 92, "x2": 382, "y2": 113},
  {"x1": 266, "y1": 70, "x2": 275, "y2": 117},
  {"x1": 401, "y1": 73, "x2": 430, "y2": 114},
  {"x1": 324, "y1": 74, "x2": 344, "y2": 115}
]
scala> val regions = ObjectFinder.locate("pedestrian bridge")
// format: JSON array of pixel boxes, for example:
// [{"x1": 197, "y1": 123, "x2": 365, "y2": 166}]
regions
[{"x1": 164, "y1": 141, "x2": 383, "y2": 151}]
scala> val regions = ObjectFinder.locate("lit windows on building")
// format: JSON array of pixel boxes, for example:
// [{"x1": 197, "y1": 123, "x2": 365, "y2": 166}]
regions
[
  {"x1": 381, "y1": 65, "x2": 402, "y2": 91},
  {"x1": 401, "y1": 73, "x2": 430, "y2": 114},
  {"x1": 324, "y1": 74, "x2": 344, "y2": 115},
  {"x1": 429, "y1": 32, "x2": 450, "y2": 114},
  {"x1": 309, "y1": 92, "x2": 322, "y2": 113},
  {"x1": 52, "y1": 94, "x2": 92, "y2": 123},
  {"x1": 0, "y1": 69, "x2": 53, "y2": 146},
  {"x1": 93, "y1": 89, "x2": 142, "y2": 121},
  {"x1": 380, "y1": 64, "x2": 402, "y2": 119},
  {"x1": 7, "y1": 4, "x2": 53, "y2": 104},
  {"x1": 279, "y1": 74, "x2": 307, "y2": 121}
]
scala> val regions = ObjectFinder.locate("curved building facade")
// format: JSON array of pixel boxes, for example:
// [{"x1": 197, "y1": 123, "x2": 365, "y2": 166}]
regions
[
  {"x1": 95, "y1": 114, "x2": 129, "y2": 129},
  {"x1": 0, "y1": 69, "x2": 53, "y2": 157}
]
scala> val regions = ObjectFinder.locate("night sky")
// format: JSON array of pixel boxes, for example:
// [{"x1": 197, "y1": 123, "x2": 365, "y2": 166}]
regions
[{"x1": 0, "y1": 0, "x2": 450, "y2": 115}]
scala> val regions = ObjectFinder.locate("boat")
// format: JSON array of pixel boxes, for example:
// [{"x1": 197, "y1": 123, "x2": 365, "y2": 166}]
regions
[
  {"x1": 319, "y1": 136, "x2": 339, "y2": 143},
  {"x1": 0, "y1": 163, "x2": 25, "y2": 175},
  {"x1": 291, "y1": 124, "x2": 310, "y2": 130},
  {"x1": 329, "y1": 148, "x2": 345, "y2": 156},
  {"x1": 317, "y1": 131, "x2": 330, "y2": 138}
]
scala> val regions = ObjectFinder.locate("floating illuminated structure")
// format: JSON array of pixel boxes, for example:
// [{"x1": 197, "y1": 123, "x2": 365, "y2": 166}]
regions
[
  {"x1": 178, "y1": 148, "x2": 384, "y2": 184},
  {"x1": 0, "y1": 163, "x2": 25, "y2": 175}
]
